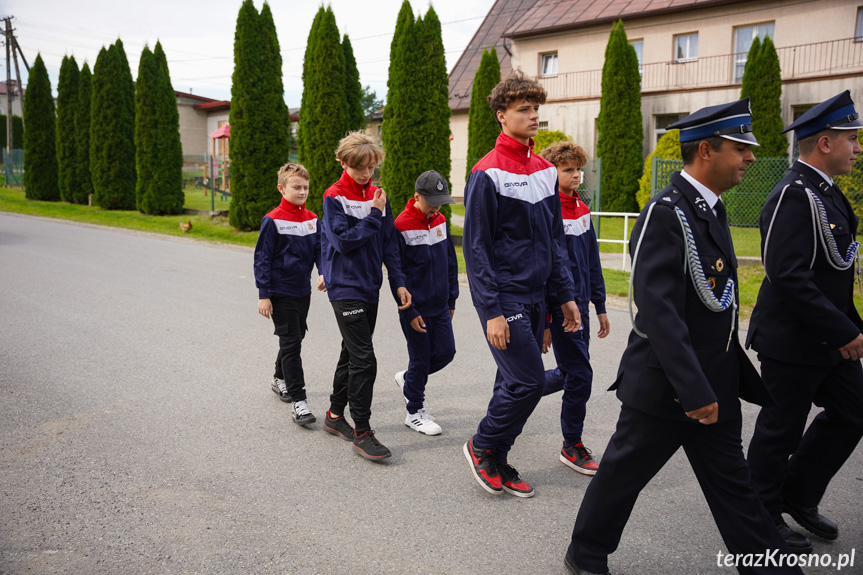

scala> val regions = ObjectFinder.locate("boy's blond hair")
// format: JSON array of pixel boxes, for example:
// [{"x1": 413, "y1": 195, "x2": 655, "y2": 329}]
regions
[
  {"x1": 278, "y1": 162, "x2": 310, "y2": 188},
  {"x1": 488, "y1": 70, "x2": 547, "y2": 119},
  {"x1": 540, "y1": 141, "x2": 588, "y2": 169},
  {"x1": 335, "y1": 131, "x2": 385, "y2": 168}
]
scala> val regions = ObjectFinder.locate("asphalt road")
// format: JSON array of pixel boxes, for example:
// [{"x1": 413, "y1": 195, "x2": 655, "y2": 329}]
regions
[{"x1": 1, "y1": 212, "x2": 860, "y2": 575}]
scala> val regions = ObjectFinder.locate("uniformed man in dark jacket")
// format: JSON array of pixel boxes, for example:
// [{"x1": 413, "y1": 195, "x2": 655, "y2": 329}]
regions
[
  {"x1": 565, "y1": 100, "x2": 801, "y2": 575},
  {"x1": 746, "y1": 90, "x2": 863, "y2": 553}
]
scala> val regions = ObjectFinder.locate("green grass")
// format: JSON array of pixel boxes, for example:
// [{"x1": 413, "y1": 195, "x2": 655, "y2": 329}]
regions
[
  {"x1": 182, "y1": 186, "x2": 232, "y2": 212},
  {"x1": 450, "y1": 203, "x2": 465, "y2": 216},
  {"x1": 0, "y1": 187, "x2": 258, "y2": 247}
]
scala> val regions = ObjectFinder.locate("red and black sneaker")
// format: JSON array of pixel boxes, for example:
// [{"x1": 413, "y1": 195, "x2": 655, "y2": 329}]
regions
[
  {"x1": 352, "y1": 429, "x2": 392, "y2": 461},
  {"x1": 323, "y1": 411, "x2": 354, "y2": 441},
  {"x1": 499, "y1": 462, "x2": 535, "y2": 498},
  {"x1": 463, "y1": 438, "x2": 502, "y2": 494},
  {"x1": 560, "y1": 442, "x2": 599, "y2": 476}
]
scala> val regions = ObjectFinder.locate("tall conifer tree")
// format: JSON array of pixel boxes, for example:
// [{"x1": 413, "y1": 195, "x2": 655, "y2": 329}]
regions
[
  {"x1": 56, "y1": 55, "x2": 80, "y2": 202},
  {"x1": 135, "y1": 47, "x2": 159, "y2": 211},
  {"x1": 74, "y1": 63, "x2": 93, "y2": 204},
  {"x1": 152, "y1": 42, "x2": 185, "y2": 213},
  {"x1": 739, "y1": 35, "x2": 762, "y2": 102},
  {"x1": 750, "y1": 36, "x2": 786, "y2": 158},
  {"x1": 229, "y1": 1, "x2": 291, "y2": 230},
  {"x1": 343, "y1": 34, "x2": 364, "y2": 132},
  {"x1": 298, "y1": 6, "x2": 346, "y2": 216},
  {"x1": 23, "y1": 54, "x2": 60, "y2": 200},
  {"x1": 91, "y1": 40, "x2": 136, "y2": 209},
  {"x1": 466, "y1": 47, "x2": 501, "y2": 180},
  {"x1": 597, "y1": 20, "x2": 642, "y2": 212}
]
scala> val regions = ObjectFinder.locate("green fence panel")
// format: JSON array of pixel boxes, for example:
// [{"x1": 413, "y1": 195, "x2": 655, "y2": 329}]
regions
[{"x1": 3, "y1": 148, "x2": 24, "y2": 187}]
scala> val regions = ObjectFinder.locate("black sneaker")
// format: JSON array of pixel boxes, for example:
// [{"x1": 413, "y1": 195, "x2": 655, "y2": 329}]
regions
[
  {"x1": 499, "y1": 462, "x2": 535, "y2": 498},
  {"x1": 292, "y1": 400, "x2": 316, "y2": 426},
  {"x1": 560, "y1": 442, "x2": 599, "y2": 476},
  {"x1": 463, "y1": 438, "x2": 502, "y2": 494},
  {"x1": 352, "y1": 430, "x2": 392, "y2": 460},
  {"x1": 323, "y1": 411, "x2": 354, "y2": 440},
  {"x1": 271, "y1": 377, "x2": 291, "y2": 403}
]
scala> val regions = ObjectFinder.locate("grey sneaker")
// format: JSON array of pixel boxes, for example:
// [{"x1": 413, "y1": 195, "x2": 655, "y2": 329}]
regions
[{"x1": 271, "y1": 377, "x2": 291, "y2": 403}]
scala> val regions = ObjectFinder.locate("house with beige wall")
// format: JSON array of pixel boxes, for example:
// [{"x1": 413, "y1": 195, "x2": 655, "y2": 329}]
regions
[{"x1": 448, "y1": 0, "x2": 863, "y2": 199}]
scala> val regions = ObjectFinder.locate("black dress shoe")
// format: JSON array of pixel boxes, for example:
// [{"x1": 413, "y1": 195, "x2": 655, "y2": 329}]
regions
[
  {"x1": 564, "y1": 552, "x2": 611, "y2": 575},
  {"x1": 776, "y1": 519, "x2": 813, "y2": 554},
  {"x1": 784, "y1": 501, "x2": 839, "y2": 540}
]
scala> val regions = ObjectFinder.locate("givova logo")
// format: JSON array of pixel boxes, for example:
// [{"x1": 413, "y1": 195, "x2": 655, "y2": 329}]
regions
[
  {"x1": 506, "y1": 313, "x2": 523, "y2": 323},
  {"x1": 342, "y1": 308, "x2": 365, "y2": 316},
  {"x1": 503, "y1": 181, "x2": 528, "y2": 188}
]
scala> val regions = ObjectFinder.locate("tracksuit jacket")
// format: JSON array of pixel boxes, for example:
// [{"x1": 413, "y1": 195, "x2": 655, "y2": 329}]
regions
[
  {"x1": 321, "y1": 170, "x2": 406, "y2": 303},
  {"x1": 463, "y1": 132, "x2": 575, "y2": 319},
  {"x1": 390, "y1": 198, "x2": 459, "y2": 321},
  {"x1": 548, "y1": 192, "x2": 606, "y2": 312},
  {"x1": 254, "y1": 198, "x2": 322, "y2": 299}
]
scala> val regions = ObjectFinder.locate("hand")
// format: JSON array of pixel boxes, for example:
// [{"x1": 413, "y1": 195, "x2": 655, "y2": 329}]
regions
[
  {"x1": 258, "y1": 298, "x2": 273, "y2": 319},
  {"x1": 561, "y1": 301, "x2": 581, "y2": 333},
  {"x1": 371, "y1": 188, "x2": 387, "y2": 213},
  {"x1": 597, "y1": 313, "x2": 610, "y2": 338},
  {"x1": 317, "y1": 275, "x2": 327, "y2": 292},
  {"x1": 486, "y1": 315, "x2": 509, "y2": 350},
  {"x1": 542, "y1": 328, "x2": 552, "y2": 354},
  {"x1": 396, "y1": 286, "x2": 412, "y2": 310},
  {"x1": 686, "y1": 402, "x2": 718, "y2": 425},
  {"x1": 410, "y1": 315, "x2": 427, "y2": 333},
  {"x1": 450, "y1": 309, "x2": 455, "y2": 320},
  {"x1": 839, "y1": 333, "x2": 863, "y2": 361}
]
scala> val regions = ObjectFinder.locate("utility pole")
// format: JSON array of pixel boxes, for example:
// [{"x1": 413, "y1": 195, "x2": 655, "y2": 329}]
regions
[{"x1": 4, "y1": 17, "x2": 12, "y2": 155}]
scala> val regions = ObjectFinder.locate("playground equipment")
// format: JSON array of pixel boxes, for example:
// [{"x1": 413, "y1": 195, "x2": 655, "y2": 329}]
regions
[{"x1": 207, "y1": 124, "x2": 232, "y2": 211}]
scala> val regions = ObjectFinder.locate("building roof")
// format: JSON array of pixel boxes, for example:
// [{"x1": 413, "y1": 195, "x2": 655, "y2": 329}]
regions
[
  {"x1": 0, "y1": 81, "x2": 23, "y2": 97},
  {"x1": 448, "y1": 0, "x2": 539, "y2": 112},
  {"x1": 175, "y1": 90, "x2": 218, "y2": 103},
  {"x1": 194, "y1": 100, "x2": 231, "y2": 112},
  {"x1": 504, "y1": 0, "x2": 747, "y2": 38}
]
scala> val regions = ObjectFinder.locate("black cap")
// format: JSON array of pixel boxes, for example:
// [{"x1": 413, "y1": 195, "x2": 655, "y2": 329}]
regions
[
  {"x1": 782, "y1": 90, "x2": 863, "y2": 140},
  {"x1": 668, "y1": 98, "x2": 759, "y2": 146},
  {"x1": 415, "y1": 170, "x2": 453, "y2": 206}
]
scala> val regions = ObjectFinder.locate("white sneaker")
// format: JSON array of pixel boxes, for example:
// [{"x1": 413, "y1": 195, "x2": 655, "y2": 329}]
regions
[
  {"x1": 394, "y1": 371, "x2": 408, "y2": 404},
  {"x1": 405, "y1": 408, "x2": 442, "y2": 436},
  {"x1": 292, "y1": 400, "x2": 316, "y2": 426}
]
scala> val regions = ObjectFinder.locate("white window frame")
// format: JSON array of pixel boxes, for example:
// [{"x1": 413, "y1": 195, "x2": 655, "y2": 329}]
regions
[
  {"x1": 673, "y1": 33, "x2": 698, "y2": 62},
  {"x1": 540, "y1": 52, "x2": 558, "y2": 77},
  {"x1": 630, "y1": 39, "x2": 644, "y2": 75},
  {"x1": 654, "y1": 113, "x2": 688, "y2": 147},
  {"x1": 733, "y1": 22, "x2": 775, "y2": 82},
  {"x1": 538, "y1": 121, "x2": 549, "y2": 132}
]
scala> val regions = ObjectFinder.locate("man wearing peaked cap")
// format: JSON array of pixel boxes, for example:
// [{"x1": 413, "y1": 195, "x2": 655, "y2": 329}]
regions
[
  {"x1": 565, "y1": 98, "x2": 803, "y2": 575},
  {"x1": 746, "y1": 90, "x2": 863, "y2": 552}
]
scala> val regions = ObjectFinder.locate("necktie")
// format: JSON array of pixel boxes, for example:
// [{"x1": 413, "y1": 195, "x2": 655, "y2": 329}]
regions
[{"x1": 715, "y1": 198, "x2": 727, "y2": 229}]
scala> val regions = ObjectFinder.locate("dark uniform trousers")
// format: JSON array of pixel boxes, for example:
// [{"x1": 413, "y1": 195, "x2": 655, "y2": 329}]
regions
[
  {"x1": 330, "y1": 300, "x2": 379, "y2": 429},
  {"x1": 271, "y1": 293, "x2": 311, "y2": 402},
  {"x1": 399, "y1": 306, "x2": 456, "y2": 414}
]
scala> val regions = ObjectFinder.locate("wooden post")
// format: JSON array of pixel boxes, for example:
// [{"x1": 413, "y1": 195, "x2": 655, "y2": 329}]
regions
[
  {"x1": 211, "y1": 138, "x2": 217, "y2": 197},
  {"x1": 221, "y1": 138, "x2": 226, "y2": 193}
]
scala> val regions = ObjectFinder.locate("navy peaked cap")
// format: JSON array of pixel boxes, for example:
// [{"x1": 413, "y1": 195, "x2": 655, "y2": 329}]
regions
[
  {"x1": 783, "y1": 90, "x2": 863, "y2": 140},
  {"x1": 668, "y1": 98, "x2": 759, "y2": 146}
]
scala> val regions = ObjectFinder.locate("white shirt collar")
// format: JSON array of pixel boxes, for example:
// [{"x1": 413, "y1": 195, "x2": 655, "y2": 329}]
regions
[
  {"x1": 680, "y1": 168, "x2": 720, "y2": 214},
  {"x1": 797, "y1": 160, "x2": 834, "y2": 187}
]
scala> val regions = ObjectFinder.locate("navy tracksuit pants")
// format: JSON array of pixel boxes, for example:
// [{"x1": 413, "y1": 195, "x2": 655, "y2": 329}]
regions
[
  {"x1": 271, "y1": 293, "x2": 311, "y2": 402},
  {"x1": 398, "y1": 306, "x2": 456, "y2": 414},
  {"x1": 473, "y1": 301, "x2": 546, "y2": 464},
  {"x1": 543, "y1": 303, "x2": 592, "y2": 447}
]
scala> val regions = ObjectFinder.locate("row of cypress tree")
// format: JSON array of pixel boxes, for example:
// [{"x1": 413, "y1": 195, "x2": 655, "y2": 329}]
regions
[
  {"x1": 465, "y1": 47, "x2": 501, "y2": 180},
  {"x1": 22, "y1": 39, "x2": 183, "y2": 214},
  {"x1": 380, "y1": 1, "x2": 451, "y2": 216}
]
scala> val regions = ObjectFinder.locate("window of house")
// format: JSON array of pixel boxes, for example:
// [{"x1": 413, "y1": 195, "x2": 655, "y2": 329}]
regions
[
  {"x1": 734, "y1": 22, "x2": 775, "y2": 82},
  {"x1": 790, "y1": 104, "x2": 814, "y2": 158},
  {"x1": 856, "y1": 7, "x2": 863, "y2": 41},
  {"x1": 540, "y1": 52, "x2": 558, "y2": 77},
  {"x1": 674, "y1": 33, "x2": 698, "y2": 62},
  {"x1": 630, "y1": 39, "x2": 644, "y2": 75},
  {"x1": 654, "y1": 113, "x2": 688, "y2": 146},
  {"x1": 538, "y1": 121, "x2": 549, "y2": 131}
]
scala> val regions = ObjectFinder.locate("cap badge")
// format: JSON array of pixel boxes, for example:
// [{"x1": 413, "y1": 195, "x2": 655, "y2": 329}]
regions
[{"x1": 436, "y1": 180, "x2": 443, "y2": 191}]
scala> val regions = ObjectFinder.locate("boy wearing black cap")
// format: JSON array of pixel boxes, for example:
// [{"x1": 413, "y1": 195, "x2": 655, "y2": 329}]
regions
[
  {"x1": 746, "y1": 90, "x2": 863, "y2": 551},
  {"x1": 390, "y1": 170, "x2": 459, "y2": 436},
  {"x1": 565, "y1": 99, "x2": 801, "y2": 575}
]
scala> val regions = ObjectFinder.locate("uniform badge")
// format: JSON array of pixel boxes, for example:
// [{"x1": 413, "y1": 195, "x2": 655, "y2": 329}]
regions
[
  {"x1": 795, "y1": 180, "x2": 803, "y2": 185},
  {"x1": 708, "y1": 277, "x2": 716, "y2": 290},
  {"x1": 662, "y1": 197, "x2": 672, "y2": 202},
  {"x1": 716, "y1": 258, "x2": 724, "y2": 272},
  {"x1": 831, "y1": 223, "x2": 836, "y2": 229},
  {"x1": 695, "y1": 197, "x2": 708, "y2": 212}
]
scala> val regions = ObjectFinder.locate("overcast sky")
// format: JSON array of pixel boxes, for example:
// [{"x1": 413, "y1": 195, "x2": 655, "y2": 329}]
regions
[{"x1": 3, "y1": 0, "x2": 496, "y2": 107}]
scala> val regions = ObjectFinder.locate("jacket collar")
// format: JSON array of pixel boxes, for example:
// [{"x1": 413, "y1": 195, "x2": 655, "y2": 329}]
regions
[
  {"x1": 267, "y1": 197, "x2": 307, "y2": 220},
  {"x1": 495, "y1": 132, "x2": 535, "y2": 163},
  {"x1": 403, "y1": 198, "x2": 444, "y2": 228},
  {"x1": 670, "y1": 171, "x2": 735, "y2": 266},
  {"x1": 338, "y1": 169, "x2": 375, "y2": 199}
]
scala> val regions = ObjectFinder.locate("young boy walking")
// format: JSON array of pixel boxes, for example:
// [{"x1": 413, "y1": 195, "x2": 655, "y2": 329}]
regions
[
  {"x1": 462, "y1": 70, "x2": 580, "y2": 498},
  {"x1": 321, "y1": 132, "x2": 411, "y2": 461},
  {"x1": 254, "y1": 163, "x2": 323, "y2": 426},
  {"x1": 391, "y1": 170, "x2": 459, "y2": 436},
  {"x1": 539, "y1": 142, "x2": 610, "y2": 476}
]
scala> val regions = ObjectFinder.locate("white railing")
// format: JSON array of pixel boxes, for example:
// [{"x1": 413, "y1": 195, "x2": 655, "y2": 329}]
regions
[{"x1": 591, "y1": 211, "x2": 639, "y2": 270}]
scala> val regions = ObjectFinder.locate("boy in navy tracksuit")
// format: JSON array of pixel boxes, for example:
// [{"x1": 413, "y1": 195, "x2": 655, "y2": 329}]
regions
[
  {"x1": 462, "y1": 71, "x2": 580, "y2": 498},
  {"x1": 391, "y1": 170, "x2": 459, "y2": 436},
  {"x1": 539, "y1": 141, "x2": 610, "y2": 476},
  {"x1": 320, "y1": 132, "x2": 412, "y2": 461},
  {"x1": 254, "y1": 163, "x2": 323, "y2": 426}
]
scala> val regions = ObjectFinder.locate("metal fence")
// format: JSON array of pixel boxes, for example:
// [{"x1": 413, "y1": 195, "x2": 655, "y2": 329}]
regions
[
  {"x1": 650, "y1": 156, "x2": 863, "y2": 258},
  {"x1": 3, "y1": 148, "x2": 24, "y2": 187}
]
